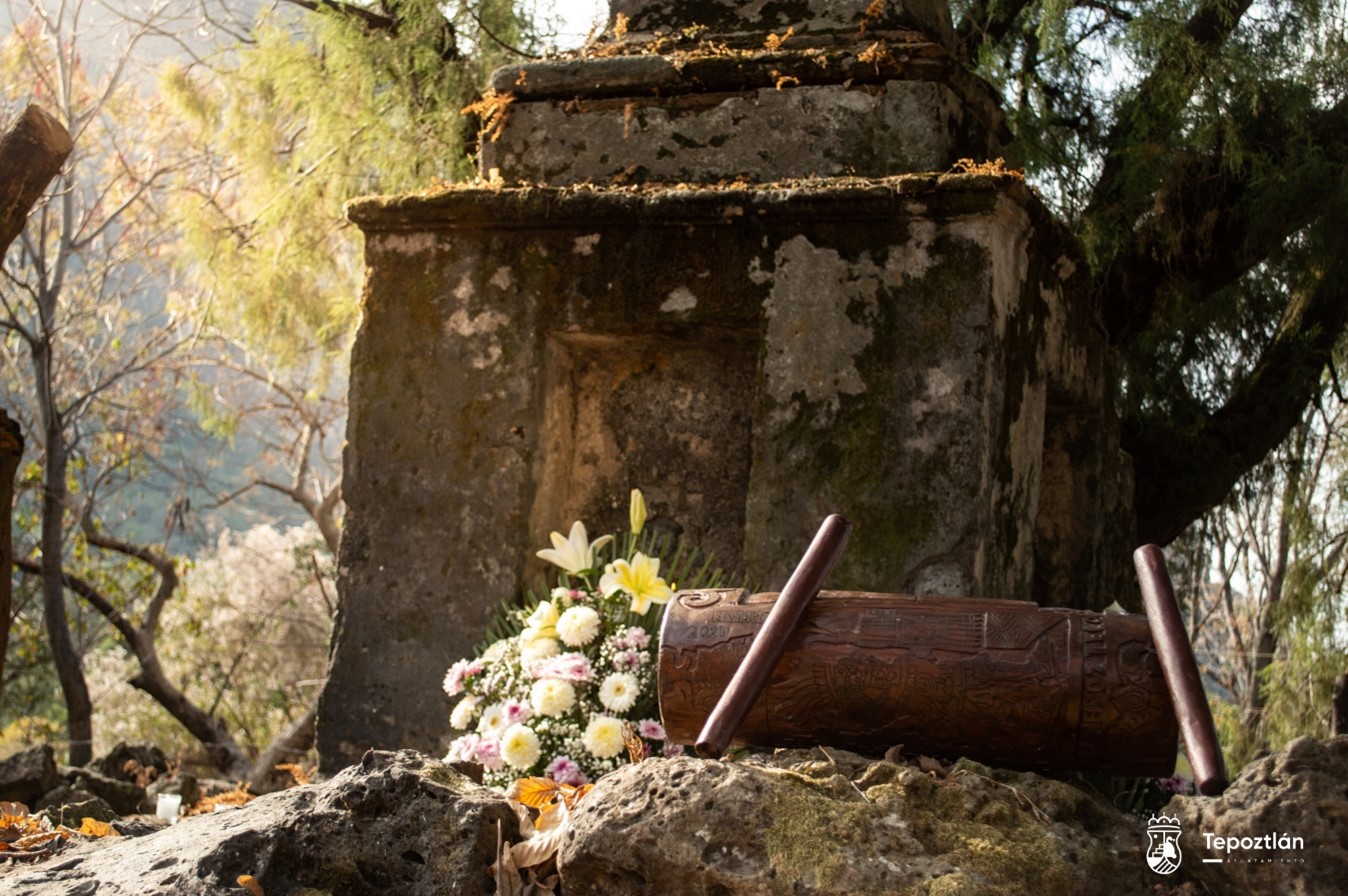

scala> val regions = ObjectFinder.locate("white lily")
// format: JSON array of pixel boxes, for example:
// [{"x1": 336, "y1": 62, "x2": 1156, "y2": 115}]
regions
[{"x1": 536, "y1": 520, "x2": 613, "y2": 575}]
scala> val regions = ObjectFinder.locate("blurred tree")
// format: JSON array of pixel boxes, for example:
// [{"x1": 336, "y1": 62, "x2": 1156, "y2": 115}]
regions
[
  {"x1": 157, "y1": 0, "x2": 537, "y2": 549},
  {"x1": 0, "y1": 0, "x2": 193, "y2": 765},
  {"x1": 1170, "y1": 393, "x2": 1348, "y2": 767}
]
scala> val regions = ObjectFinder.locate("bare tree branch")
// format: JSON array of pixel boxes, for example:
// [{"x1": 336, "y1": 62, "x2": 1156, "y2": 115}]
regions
[{"x1": 278, "y1": 0, "x2": 397, "y2": 32}]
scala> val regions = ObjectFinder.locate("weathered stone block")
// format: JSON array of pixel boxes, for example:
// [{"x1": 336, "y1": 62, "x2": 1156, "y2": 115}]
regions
[
  {"x1": 319, "y1": 174, "x2": 1084, "y2": 769},
  {"x1": 484, "y1": 80, "x2": 988, "y2": 186},
  {"x1": 319, "y1": 0, "x2": 1132, "y2": 771},
  {"x1": 1171, "y1": 735, "x2": 1348, "y2": 895}
]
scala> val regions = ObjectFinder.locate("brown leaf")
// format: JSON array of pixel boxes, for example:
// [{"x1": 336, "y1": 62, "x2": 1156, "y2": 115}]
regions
[
  {"x1": 917, "y1": 755, "x2": 947, "y2": 777},
  {"x1": 490, "y1": 820, "x2": 525, "y2": 896},
  {"x1": 237, "y1": 874, "x2": 266, "y2": 896},
  {"x1": 13, "y1": 829, "x2": 67, "y2": 851},
  {"x1": 510, "y1": 826, "x2": 565, "y2": 870},
  {"x1": 560, "y1": 782, "x2": 593, "y2": 812},
  {"x1": 275, "y1": 763, "x2": 313, "y2": 787},
  {"x1": 77, "y1": 818, "x2": 119, "y2": 838},
  {"x1": 623, "y1": 722, "x2": 645, "y2": 764},
  {"x1": 522, "y1": 867, "x2": 560, "y2": 895},
  {"x1": 509, "y1": 777, "x2": 564, "y2": 810}
]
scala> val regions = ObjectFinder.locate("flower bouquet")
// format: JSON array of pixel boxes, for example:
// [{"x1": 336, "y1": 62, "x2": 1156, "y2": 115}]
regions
[{"x1": 443, "y1": 489, "x2": 713, "y2": 789}]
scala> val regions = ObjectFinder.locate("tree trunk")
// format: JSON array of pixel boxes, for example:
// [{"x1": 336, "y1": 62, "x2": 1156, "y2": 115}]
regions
[
  {"x1": 246, "y1": 705, "x2": 318, "y2": 793},
  {"x1": 40, "y1": 435, "x2": 92, "y2": 766},
  {"x1": 0, "y1": 105, "x2": 73, "y2": 258},
  {"x1": 0, "y1": 410, "x2": 22, "y2": 694},
  {"x1": 1333, "y1": 671, "x2": 1348, "y2": 737}
]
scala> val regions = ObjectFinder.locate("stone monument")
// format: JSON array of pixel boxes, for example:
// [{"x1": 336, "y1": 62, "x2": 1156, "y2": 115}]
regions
[{"x1": 316, "y1": 0, "x2": 1133, "y2": 772}]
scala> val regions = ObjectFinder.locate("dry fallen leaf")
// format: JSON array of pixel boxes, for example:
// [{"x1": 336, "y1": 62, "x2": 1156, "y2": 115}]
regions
[
  {"x1": 237, "y1": 874, "x2": 266, "y2": 896},
  {"x1": 490, "y1": 820, "x2": 525, "y2": 896},
  {"x1": 274, "y1": 763, "x2": 313, "y2": 787},
  {"x1": 501, "y1": 776, "x2": 598, "y2": 873},
  {"x1": 188, "y1": 783, "x2": 255, "y2": 816},
  {"x1": 917, "y1": 755, "x2": 947, "y2": 778},
  {"x1": 77, "y1": 818, "x2": 119, "y2": 838},
  {"x1": 623, "y1": 722, "x2": 645, "y2": 764}
]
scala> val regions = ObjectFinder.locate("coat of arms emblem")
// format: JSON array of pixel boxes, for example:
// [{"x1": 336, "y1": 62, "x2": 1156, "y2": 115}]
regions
[{"x1": 1146, "y1": 813, "x2": 1183, "y2": 874}]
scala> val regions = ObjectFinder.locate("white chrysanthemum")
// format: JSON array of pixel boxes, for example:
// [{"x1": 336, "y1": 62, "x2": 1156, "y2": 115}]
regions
[
  {"x1": 500, "y1": 724, "x2": 542, "y2": 769},
  {"x1": 450, "y1": 695, "x2": 480, "y2": 730},
  {"x1": 530, "y1": 678, "x2": 577, "y2": 717},
  {"x1": 582, "y1": 715, "x2": 626, "y2": 759},
  {"x1": 599, "y1": 672, "x2": 640, "y2": 713},
  {"x1": 477, "y1": 702, "x2": 508, "y2": 736},
  {"x1": 556, "y1": 606, "x2": 602, "y2": 647},
  {"x1": 521, "y1": 637, "x2": 562, "y2": 665}
]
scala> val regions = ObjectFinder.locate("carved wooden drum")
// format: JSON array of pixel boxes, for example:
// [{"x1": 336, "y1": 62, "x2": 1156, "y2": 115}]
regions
[{"x1": 658, "y1": 588, "x2": 1180, "y2": 776}]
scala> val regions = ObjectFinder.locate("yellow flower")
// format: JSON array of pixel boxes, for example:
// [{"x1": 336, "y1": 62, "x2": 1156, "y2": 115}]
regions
[
  {"x1": 600, "y1": 552, "x2": 674, "y2": 615},
  {"x1": 500, "y1": 724, "x2": 542, "y2": 769},
  {"x1": 536, "y1": 521, "x2": 614, "y2": 575},
  {"x1": 629, "y1": 488, "x2": 647, "y2": 536},
  {"x1": 582, "y1": 716, "x2": 626, "y2": 759},
  {"x1": 530, "y1": 678, "x2": 576, "y2": 717}
]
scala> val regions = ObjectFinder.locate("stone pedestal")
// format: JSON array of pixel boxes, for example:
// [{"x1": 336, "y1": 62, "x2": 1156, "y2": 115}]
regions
[{"x1": 317, "y1": 0, "x2": 1132, "y2": 771}]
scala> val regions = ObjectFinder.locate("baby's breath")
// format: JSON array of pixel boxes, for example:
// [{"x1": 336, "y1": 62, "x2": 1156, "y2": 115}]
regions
[{"x1": 444, "y1": 492, "x2": 677, "y2": 788}]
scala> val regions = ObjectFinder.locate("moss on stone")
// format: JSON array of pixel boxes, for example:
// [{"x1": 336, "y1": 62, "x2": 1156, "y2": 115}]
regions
[
  {"x1": 763, "y1": 777, "x2": 881, "y2": 894},
  {"x1": 417, "y1": 762, "x2": 473, "y2": 793}
]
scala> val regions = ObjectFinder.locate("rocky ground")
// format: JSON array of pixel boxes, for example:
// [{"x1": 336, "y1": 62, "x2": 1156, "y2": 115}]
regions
[{"x1": 1, "y1": 737, "x2": 1344, "y2": 895}]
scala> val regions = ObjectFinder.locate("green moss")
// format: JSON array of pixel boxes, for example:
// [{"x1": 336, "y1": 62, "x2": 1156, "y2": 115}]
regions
[
  {"x1": 419, "y1": 763, "x2": 474, "y2": 792},
  {"x1": 764, "y1": 779, "x2": 880, "y2": 894}
]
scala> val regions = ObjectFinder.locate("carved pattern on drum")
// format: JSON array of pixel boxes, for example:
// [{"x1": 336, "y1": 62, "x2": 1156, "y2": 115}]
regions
[
  {"x1": 678, "y1": 589, "x2": 729, "y2": 608},
  {"x1": 657, "y1": 592, "x2": 1180, "y2": 776}
]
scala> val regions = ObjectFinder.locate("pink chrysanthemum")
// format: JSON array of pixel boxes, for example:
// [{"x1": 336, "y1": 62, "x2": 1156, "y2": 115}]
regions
[{"x1": 531, "y1": 651, "x2": 595, "y2": 682}]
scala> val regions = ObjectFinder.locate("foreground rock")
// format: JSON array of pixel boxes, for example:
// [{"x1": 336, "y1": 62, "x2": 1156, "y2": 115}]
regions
[
  {"x1": 559, "y1": 749, "x2": 1155, "y2": 896},
  {"x1": 4, "y1": 739, "x2": 1344, "y2": 895},
  {"x1": 0, "y1": 745, "x2": 58, "y2": 805},
  {"x1": 2, "y1": 750, "x2": 514, "y2": 896},
  {"x1": 1170, "y1": 735, "x2": 1348, "y2": 896}
]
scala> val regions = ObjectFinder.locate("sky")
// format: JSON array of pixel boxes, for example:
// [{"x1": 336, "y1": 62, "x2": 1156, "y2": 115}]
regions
[{"x1": 540, "y1": 0, "x2": 609, "y2": 48}]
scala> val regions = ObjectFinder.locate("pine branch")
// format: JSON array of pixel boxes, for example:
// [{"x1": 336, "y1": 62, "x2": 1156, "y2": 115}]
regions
[
  {"x1": 1085, "y1": 0, "x2": 1256, "y2": 246},
  {"x1": 1097, "y1": 95, "x2": 1348, "y2": 342},
  {"x1": 953, "y1": 0, "x2": 1036, "y2": 63}
]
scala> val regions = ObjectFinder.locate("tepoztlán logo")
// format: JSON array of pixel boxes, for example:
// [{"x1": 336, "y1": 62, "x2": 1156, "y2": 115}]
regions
[{"x1": 1146, "y1": 813, "x2": 1183, "y2": 874}]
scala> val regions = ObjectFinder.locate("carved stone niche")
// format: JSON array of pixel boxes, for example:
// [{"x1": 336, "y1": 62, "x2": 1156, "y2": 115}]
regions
[{"x1": 316, "y1": 0, "x2": 1133, "y2": 771}]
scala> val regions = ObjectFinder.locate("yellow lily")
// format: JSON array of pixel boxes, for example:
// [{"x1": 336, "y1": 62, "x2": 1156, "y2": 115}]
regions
[
  {"x1": 629, "y1": 488, "x2": 647, "y2": 536},
  {"x1": 600, "y1": 552, "x2": 674, "y2": 615}
]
